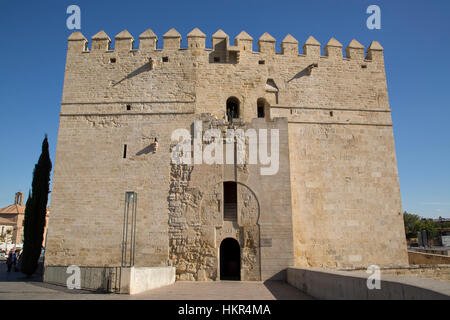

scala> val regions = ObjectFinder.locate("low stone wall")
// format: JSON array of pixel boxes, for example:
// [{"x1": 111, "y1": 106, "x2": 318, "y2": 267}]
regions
[
  {"x1": 287, "y1": 267, "x2": 450, "y2": 300},
  {"x1": 44, "y1": 265, "x2": 175, "y2": 294},
  {"x1": 411, "y1": 248, "x2": 450, "y2": 256},
  {"x1": 44, "y1": 266, "x2": 120, "y2": 292},
  {"x1": 372, "y1": 265, "x2": 450, "y2": 283},
  {"x1": 119, "y1": 267, "x2": 176, "y2": 295},
  {"x1": 408, "y1": 251, "x2": 450, "y2": 265}
]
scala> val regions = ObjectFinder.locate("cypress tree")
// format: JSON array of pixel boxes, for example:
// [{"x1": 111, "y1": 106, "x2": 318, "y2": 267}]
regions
[{"x1": 21, "y1": 135, "x2": 52, "y2": 277}]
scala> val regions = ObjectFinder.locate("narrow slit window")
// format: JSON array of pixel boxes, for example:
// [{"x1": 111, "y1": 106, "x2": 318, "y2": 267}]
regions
[
  {"x1": 257, "y1": 106, "x2": 265, "y2": 118},
  {"x1": 123, "y1": 144, "x2": 127, "y2": 159},
  {"x1": 223, "y1": 182, "x2": 237, "y2": 221},
  {"x1": 257, "y1": 98, "x2": 269, "y2": 119}
]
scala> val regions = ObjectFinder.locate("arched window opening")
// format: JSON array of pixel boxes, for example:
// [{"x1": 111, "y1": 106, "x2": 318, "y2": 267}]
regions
[
  {"x1": 223, "y1": 181, "x2": 237, "y2": 221},
  {"x1": 265, "y1": 79, "x2": 279, "y2": 104},
  {"x1": 257, "y1": 98, "x2": 270, "y2": 119},
  {"x1": 257, "y1": 99, "x2": 265, "y2": 118},
  {"x1": 226, "y1": 97, "x2": 240, "y2": 122}
]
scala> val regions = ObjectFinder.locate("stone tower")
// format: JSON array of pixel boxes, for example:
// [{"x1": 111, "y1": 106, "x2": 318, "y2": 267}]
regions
[{"x1": 44, "y1": 28, "x2": 408, "y2": 288}]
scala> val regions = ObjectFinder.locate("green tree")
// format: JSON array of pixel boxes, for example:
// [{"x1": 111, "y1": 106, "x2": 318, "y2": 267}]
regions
[
  {"x1": 403, "y1": 212, "x2": 421, "y2": 237},
  {"x1": 417, "y1": 219, "x2": 438, "y2": 239},
  {"x1": 438, "y1": 221, "x2": 450, "y2": 229},
  {"x1": 21, "y1": 136, "x2": 52, "y2": 277},
  {"x1": 403, "y1": 211, "x2": 442, "y2": 243}
]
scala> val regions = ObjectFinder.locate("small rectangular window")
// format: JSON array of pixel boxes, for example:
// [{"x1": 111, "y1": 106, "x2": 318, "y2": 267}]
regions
[
  {"x1": 110, "y1": 58, "x2": 117, "y2": 63},
  {"x1": 123, "y1": 144, "x2": 127, "y2": 158},
  {"x1": 258, "y1": 60, "x2": 265, "y2": 65},
  {"x1": 162, "y1": 57, "x2": 169, "y2": 62},
  {"x1": 126, "y1": 105, "x2": 131, "y2": 111},
  {"x1": 257, "y1": 106, "x2": 265, "y2": 118}
]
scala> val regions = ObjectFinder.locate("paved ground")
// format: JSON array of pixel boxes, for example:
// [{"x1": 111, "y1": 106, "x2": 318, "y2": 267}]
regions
[
  {"x1": 131, "y1": 281, "x2": 313, "y2": 300},
  {"x1": 0, "y1": 263, "x2": 313, "y2": 300}
]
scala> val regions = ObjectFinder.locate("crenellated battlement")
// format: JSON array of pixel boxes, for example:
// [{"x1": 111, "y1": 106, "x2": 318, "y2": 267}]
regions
[{"x1": 67, "y1": 28, "x2": 384, "y2": 61}]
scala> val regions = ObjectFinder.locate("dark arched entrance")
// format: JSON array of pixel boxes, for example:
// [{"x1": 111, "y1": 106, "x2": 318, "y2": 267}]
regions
[
  {"x1": 226, "y1": 97, "x2": 240, "y2": 122},
  {"x1": 220, "y1": 238, "x2": 241, "y2": 280}
]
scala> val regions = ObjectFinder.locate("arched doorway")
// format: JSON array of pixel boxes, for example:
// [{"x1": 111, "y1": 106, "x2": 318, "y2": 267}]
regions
[
  {"x1": 220, "y1": 238, "x2": 241, "y2": 280},
  {"x1": 226, "y1": 97, "x2": 240, "y2": 122}
]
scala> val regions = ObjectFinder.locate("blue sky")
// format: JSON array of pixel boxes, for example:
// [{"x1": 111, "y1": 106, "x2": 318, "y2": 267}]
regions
[{"x1": 0, "y1": 0, "x2": 449, "y2": 218}]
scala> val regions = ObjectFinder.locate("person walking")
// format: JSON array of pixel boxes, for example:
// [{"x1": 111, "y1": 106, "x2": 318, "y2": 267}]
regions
[{"x1": 6, "y1": 250, "x2": 16, "y2": 272}]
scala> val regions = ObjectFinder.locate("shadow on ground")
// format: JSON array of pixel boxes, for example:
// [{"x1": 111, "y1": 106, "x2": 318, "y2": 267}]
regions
[
  {"x1": 263, "y1": 280, "x2": 315, "y2": 300},
  {"x1": 0, "y1": 260, "x2": 43, "y2": 282},
  {"x1": 0, "y1": 262, "x2": 102, "y2": 296}
]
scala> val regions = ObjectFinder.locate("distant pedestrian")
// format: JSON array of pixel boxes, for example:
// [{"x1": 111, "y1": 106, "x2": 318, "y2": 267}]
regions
[{"x1": 6, "y1": 250, "x2": 16, "y2": 272}]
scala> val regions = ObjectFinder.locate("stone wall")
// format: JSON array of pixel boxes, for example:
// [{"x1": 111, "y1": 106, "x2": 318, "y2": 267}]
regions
[
  {"x1": 45, "y1": 28, "x2": 407, "y2": 282},
  {"x1": 44, "y1": 265, "x2": 175, "y2": 294},
  {"x1": 166, "y1": 116, "x2": 293, "y2": 281},
  {"x1": 287, "y1": 267, "x2": 450, "y2": 300},
  {"x1": 343, "y1": 265, "x2": 450, "y2": 283},
  {"x1": 408, "y1": 251, "x2": 450, "y2": 265},
  {"x1": 286, "y1": 123, "x2": 407, "y2": 268},
  {"x1": 46, "y1": 108, "x2": 293, "y2": 280},
  {"x1": 46, "y1": 114, "x2": 193, "y2": 267},
  {"x1": 379, "y1": 266, "x2": 450, "y2": 283}
]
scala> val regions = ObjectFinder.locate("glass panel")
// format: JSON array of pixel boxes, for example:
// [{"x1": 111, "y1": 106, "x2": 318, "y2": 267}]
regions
[{"x1": 122, "y1": 192, "x2": 137, "y2": 267}]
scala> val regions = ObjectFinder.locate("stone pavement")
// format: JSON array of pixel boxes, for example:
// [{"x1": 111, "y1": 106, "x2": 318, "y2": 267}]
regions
[
  {"x1": 0, "y1": 263, "x2": 313, "y2": 300},
  {"x1": 131, "y1": 281, "x2": 314, "y2": 300}
]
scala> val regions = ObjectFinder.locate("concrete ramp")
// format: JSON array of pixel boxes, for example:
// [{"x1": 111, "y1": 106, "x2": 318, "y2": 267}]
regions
[{"x1": 287, "y1": 267, "x2": 450, "y2": 300}]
